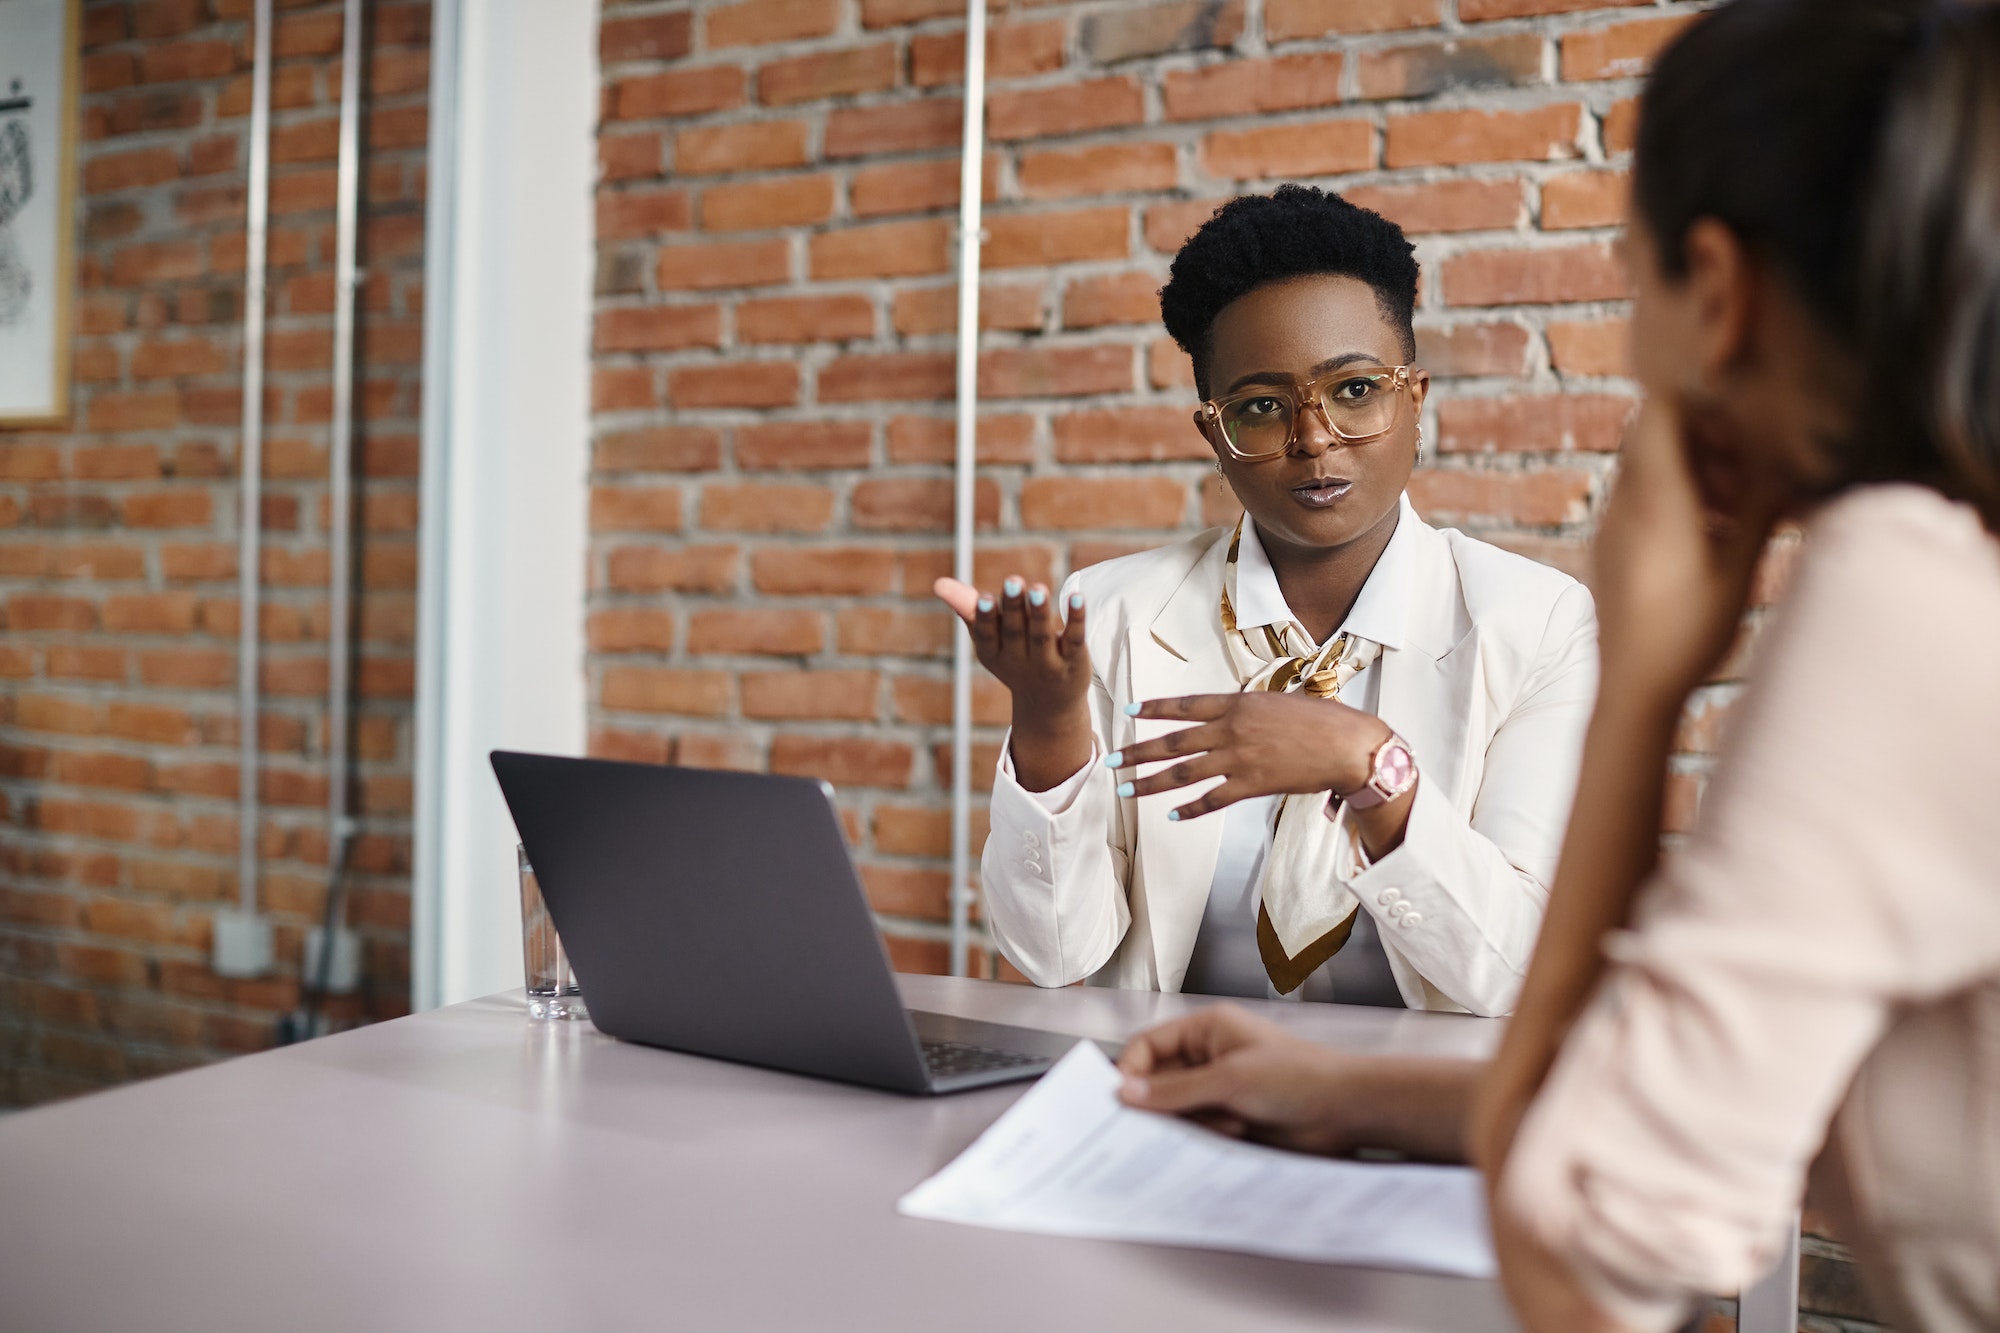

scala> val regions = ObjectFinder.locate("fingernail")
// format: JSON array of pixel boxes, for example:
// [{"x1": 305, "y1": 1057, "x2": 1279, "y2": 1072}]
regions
[
  {"x1": 1027, "y1": 588, "x2": 1046, "y2": 607},
  {"x1": 1103, "y1": 751, "x2": 1123, "y2": 768},
  {"x1": 1120, "y1": 1076, "x2": 1148, "y2": 1102},
  {"x1": 1166, "y1": 810, "x2": 1181, "y2": 822},
  {"x1": 1070, "y1": 593, "x2": 1085, "y2": 610},
  {"x1": 1123, "y1": 703, "x2": 1141, "y2": 717},
  {"x1": 1003, "y1": 577, "x2": 1023, "y2": 597},
  {"x1": 977, "y1": 597, "x2": 994, "y2": 613},
  {"x1": 1117, "y1": 782, "x2": 1134, "y2": 798}
]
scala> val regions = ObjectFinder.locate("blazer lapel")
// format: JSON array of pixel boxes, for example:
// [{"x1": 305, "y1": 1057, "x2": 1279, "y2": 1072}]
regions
[
  {"x1": 1375, "y1": 519, "x2": 1482, "y2": 808},
  {"x1": 1123, "y1": 531, "x2": 1237, "y2": 991}
]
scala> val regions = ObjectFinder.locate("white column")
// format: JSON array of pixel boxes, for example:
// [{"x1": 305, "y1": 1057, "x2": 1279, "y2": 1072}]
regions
[{"x1": 413, "y1": 0, "x2": 599, "y2": 1010}]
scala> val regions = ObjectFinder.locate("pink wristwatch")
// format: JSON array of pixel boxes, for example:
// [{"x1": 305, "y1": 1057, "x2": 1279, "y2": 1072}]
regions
[{"x1": 1333, "y1": 731, "x2": 1418, "y2": 811}]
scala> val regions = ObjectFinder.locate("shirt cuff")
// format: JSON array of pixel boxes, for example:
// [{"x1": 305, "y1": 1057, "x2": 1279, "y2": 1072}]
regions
[{"x1": 1000, "y1": 736, "x2": 1100, "y2": 815}]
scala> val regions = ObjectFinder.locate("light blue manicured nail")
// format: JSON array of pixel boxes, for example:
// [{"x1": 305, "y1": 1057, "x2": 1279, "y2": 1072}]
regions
[
  {"x1": 977, "y1": 597, "x2": 994, "y2": 613},
  {"x1": 1167, "y1": 810, "x2": 1182, "y2": 822},
  {"x1": 1104, "y1": 751, "x2": 1123, "y2": 768},
  {"x1": 1117, "y1": 782, "x2": 1135, "y2": 798},
  {"x1": 1004, "y1": 577, "x2": 1024, "y2": 597},
  {"x1": 1123, "y1": 703, "x2": 1142, "y2": 717},
  {"x1": 1070, "y1": 593, "x2": 1085, "y2": 610},
  {"x1": 1028, "y1": 587, "x2": 1046, "y2": 607}
]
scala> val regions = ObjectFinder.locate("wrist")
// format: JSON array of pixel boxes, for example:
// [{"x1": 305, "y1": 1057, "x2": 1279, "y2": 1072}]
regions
[
  {"x1": 1008, "y1": 699, "x2": 1093, "y2": 792},
  {"x1": 1322, "y1": 713, "x2": 1394, "y2": 795}
]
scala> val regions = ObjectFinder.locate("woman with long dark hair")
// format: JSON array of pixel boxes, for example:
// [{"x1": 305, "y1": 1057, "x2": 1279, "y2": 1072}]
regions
[{"x1": 1111, "y1": 2, "x2": 2000, "y2": 1328}]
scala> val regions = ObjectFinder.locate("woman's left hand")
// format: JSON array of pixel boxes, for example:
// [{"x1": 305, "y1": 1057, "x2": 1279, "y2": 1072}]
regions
[{"x1": 1111, "y1": 692, "x2": 1390, "y2": 820}]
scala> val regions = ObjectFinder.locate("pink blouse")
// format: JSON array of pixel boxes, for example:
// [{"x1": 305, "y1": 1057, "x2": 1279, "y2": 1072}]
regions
[{"x1": 1500, "y1": 485, "x2": 2000, "y2": 1332}]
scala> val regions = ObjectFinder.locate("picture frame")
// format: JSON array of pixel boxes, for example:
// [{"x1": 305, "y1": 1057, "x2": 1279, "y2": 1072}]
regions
[{"x1": 0, "y1": 0, "x2": 79, "y2": 426}]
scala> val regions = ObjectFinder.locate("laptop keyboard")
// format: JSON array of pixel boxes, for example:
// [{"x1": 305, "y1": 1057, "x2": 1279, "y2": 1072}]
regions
[{"x1": 921, "y1": 1039, "x2": 1047, "y2": 1079}]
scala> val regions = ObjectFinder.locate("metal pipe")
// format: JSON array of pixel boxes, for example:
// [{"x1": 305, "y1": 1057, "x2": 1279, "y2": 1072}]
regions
[
  {"x1": 325, "y1": 0, "x2": 363, "y2": 890},
  {"x1": 947, "y1": 0, "x2": 989, "y2": 978},
  {"x1": 234, "y1": 0, "x2": 273, "y2": 918}
]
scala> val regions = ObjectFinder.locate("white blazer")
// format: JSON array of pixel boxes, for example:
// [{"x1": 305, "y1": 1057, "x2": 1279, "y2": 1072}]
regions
[{"x1": 981, "y1": 510, "x2": 1598, "y2": 1015}]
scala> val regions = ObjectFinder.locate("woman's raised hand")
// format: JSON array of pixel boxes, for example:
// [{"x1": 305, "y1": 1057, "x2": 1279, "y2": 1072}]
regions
[{"x1": 933, "y1": 576, "x2": 1094, "y2": 791}]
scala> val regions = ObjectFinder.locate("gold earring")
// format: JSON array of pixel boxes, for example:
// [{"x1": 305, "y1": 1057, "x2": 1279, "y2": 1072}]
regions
[
  {"x1": 1213, "y1": 461, "x2": 1224, "y2": 477},
  {"x1": 1415, "y1": 426, "x2": 1426, "y2": 464}
]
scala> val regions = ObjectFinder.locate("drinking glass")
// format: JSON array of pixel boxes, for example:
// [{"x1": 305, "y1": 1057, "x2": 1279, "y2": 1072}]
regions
[{"x1": 518, "y1": 844, "x2": 587, "y2": 1021}]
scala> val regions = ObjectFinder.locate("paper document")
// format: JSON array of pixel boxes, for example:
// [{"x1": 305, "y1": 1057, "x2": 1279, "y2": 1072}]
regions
[{"x1": 899, "y1": 1042, "x2": 1495, "y2": 1278}]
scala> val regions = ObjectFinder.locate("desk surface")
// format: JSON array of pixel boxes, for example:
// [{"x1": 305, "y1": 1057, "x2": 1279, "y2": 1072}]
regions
[{"x1": 0, "y1": 976, "x2": 1516, "y2": 1333}]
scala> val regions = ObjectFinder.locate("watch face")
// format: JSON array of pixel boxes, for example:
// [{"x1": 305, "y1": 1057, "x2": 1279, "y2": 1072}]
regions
[{"x1": 1375, "y1": 741, "x2": 1416, "y2": 795}]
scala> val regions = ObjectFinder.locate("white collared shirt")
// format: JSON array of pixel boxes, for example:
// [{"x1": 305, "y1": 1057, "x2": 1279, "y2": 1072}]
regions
[{"x1": 1017, "y1": 496, "x2": 1420, "y2": 1005}]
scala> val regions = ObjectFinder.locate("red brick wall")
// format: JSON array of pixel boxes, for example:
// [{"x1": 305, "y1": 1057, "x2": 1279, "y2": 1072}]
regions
[
  {"x1": 0, "y1": 0, "x2": 430, "y2": 1106},
  {"x1": 588, "y1": 0, "x2": 1714, "y2": 975}
]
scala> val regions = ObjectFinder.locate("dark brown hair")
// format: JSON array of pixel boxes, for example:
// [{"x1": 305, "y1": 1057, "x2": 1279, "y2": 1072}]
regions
[{"x1": 1637, "y1": 0, "x2": 2000, "y2": 526}]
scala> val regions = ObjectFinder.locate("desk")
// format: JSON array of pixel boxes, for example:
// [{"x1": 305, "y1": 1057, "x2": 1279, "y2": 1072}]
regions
[{"x1": 0, "y1": 977, "x2": 1516, "y2": 1332}]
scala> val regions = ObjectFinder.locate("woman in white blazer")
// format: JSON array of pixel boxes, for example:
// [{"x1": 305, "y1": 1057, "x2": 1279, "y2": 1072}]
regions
[{"x1": 937, "y1": 187, "x2": 1597, "y2": 1016}]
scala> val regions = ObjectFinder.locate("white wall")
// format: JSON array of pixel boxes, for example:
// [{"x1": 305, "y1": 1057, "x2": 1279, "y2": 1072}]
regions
[{"x1": 413, "y1": 0, "x2": 598, "y2": 1010}]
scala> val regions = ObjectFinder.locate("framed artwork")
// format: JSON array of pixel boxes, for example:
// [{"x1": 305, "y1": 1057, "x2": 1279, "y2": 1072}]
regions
[{"x1": 0, "y1": 0, "x2": 78, "y2": 425}]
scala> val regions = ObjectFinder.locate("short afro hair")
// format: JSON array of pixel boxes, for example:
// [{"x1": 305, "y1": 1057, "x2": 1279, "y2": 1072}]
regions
[{"x1": 1159, "y1": 185, "x2": 1420, "y2": 397}]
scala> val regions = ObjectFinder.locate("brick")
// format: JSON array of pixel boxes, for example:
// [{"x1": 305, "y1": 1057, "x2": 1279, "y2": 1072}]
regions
[
  {"x1": 600, "y1": 11, "x2": 693, "y2": 63},
  {"x1": 1020, "y1": 476, "x2": 1187, "y2": 529},
  {"x1": 852, "y1": 478, "x2": 1000, "y2": 532},
  {"x1": 1052, "y1": 407, "x2": 1209, "y2": 462},
  {"x1": 1440, "y1": 242, "x2": 1628, "y2": 306},
  {"x1": 613, "y1": 66, "x2": 746, "y2": 121},
  {"x1": 139, "y1": 647, "x2": 235, "y2": 688},
  {"x1": 105, "y1": 703, "x2": 195, "y2": 744},
  {"x1": 600, "y1": 667, "x2": 732, "y2": 717},
  {"x1": 1063, "y1": 272, "x2": 1162, "y2": 329},
  {"x1": 122, "y1": 490, "x2": 211, "y2": 528},
  {"x1": 138, "y1": 39, "x2": 237, "y2": 84},
  {"x1": 891, "y1": 281, "x2": 1043, "y2": 337},
  {"x1": 656, "y1": 239, "x2": 791, "y2": 291},
  {"x1": 736, "y1": 420, "x2": 874, "y2": 470},
  {"x1": 1345, "y1": 178, "x2": 1524, "y2": 236},
  {"x1": 1083, "y1": 0, "x2": 1245, "y2": 64},
  {"x1": 820, "y1": 351, "x2": 955, "y2": 403},
  {"x1": 1415, "y1": 321, "x2": 1533, "y2": 377},
  {"x1": 594, "y1": 305, "x2": 723, "y2": 352},
  {"x1": 1461, "y1": 0, "x2": 1648, "y2": 16},
  {"x1": 838, "y1": 607, "x2": 953, "y2": 657},
  {"x1": 112, "y1": 239, "x2": 206, "y2": 285},
  {"x1": 1561, "y1": 16, "x2": 1696, "y2": 82},
  {"x1": 1385, "y1": 103, "x2": 1582, "y2": 168},
  {"x1": 87, "y1": 389, "x2": 181, "y2": 431},
  {"x1": 83, "y1": 51, "x2": 138, "y2": 93},
  {"x1": 590, "y1": 486, "x2": 684, "y2": 533},
  {"x1": 861, "y1": 0, "x2": 960, "y2": 24},
  {"x1": 810, "y1": 219, "x2": 953, "y2": 280},
  {"x1": 891, "y1": 673, "x2": 1011, "y2": 726},
  {"x1": 1266, "y1": 0, "x2": 1440, "y2": 41},
  {"x1": 758, "y1": 44, "x2": 898, "y2": 106},
  {"x1": 909, "y1": 20, "x2": 1067, "y2": 86},
  {"x1": 1437, "y1": 393, "x2": 1634, "y2": 454},
  {"x1": 0, "y1": 443, "x2": 63, "y2": 479},
  {"x1": 1602, "y1": 97, "x2": 1639, "y2": 154},
  {"x1": 738, "y1": 294, "x2": 876, "y2": 344},
  {"x1": 596, "y1": 187, "x2": 693, "y2": 240},
  {"x1": 688, "y1": 609, "x2": 824, "y2": 656},
  {"x1": 1408, "y1": 467, "x2": 1592, "y2": 526},
  {"x1": 979, "y1": 344, "x2": 1133, "y2": 398},
  {"x1": 590, "y1": 728, "x2": 672, "y2": 764},
  {"x1": 102, "y1": 591, "x2": 199, "y2": 634},
  {"x1": 741, "y1": 670, "x2": 880, "y2": 720},
  {"x1": 988, "y1": 79, "x2": 1144, "y2": 143},
  {"x1": 825, "y1": 98, "x2": 963, "y2": 158},
  {"x1": 46, "y1": 645, "x2": 129, "y2": 681},
  {"x1": 604, "y1": 545, "x2": 740, "y2": 594},
  {"x1": 600, "y1": 132, "x2": 663, "y2": 182},
  {"x1": 752, "y1": 547, "x2": 897, "y2": 595},
  {"x1": 85, "y1": 146, "x2": 180, "y2": 193},
  {"x1": 1542, "y1": 170, "x2": 1628, "y2": 230},
  {"x1": 896, "y1": 410, "x2": 1048, "y2": 462},
  {"x1": 9, "y1": 595, "x2": 98, "y2": 631},
  {"x1": 674, "y1": 121, "x2": 810, "y2": 176},
  {"x1": 1161, "y1": 53, "x2": 1344, "y2": 122},
  {"x1": 1018, "y1": 143, "x2": 1178, "y2": 201},
  {"x1": 983, "y1": 207, "x2": 1129, "y2": 269},
  {"x1": 1201, "y1": 118, "x2": 1374, "y2": 180},
  {"x1": 707, "y1": 0, "x2": 839, "y2": 49},
  {"x1": 769, "y1": 735, "x2": 913, "y2": 789},
  {"x1": 700, "y1": 174, "x2": 836, "y2": 231},
  {"x1": 668, "y1": 361, "x2": 800, "y2": 408},
  {"x1": 850, "y1": 154, "x2": 999, "y2": 217},
  {"x1": 698, "y1": 483, "x2": 834, "y2": 533},
  {"x1": 1547, "y1": 317, "x2": 1631, "y2": 377},
  {"x1": 1355, "y1": 33, "x2": 1544, "y2": 101},
  {"x1": 861, "y1": 864, "x2": 951, "y2": 920}
]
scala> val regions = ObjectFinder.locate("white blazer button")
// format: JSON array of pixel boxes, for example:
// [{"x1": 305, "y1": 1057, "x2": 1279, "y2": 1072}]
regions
[
  {"x1": 1387, "y1": 900, "x2": 1408, "y2": 919},
  {"x1": 1377, "y1": 888, "x2": 1401, "y2": 906},
  {"x1": 1400, "y1": 911, "x2": 1422, "y2": 929},
  {"x1": 1022, "y1": 833, "x2": 1041, "y2": 849},
  {"x1": 1024, "y1": 859, "x2": 1043, "y2": 875}
]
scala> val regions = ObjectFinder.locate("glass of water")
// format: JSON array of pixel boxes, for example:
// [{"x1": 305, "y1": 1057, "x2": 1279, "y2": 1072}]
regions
[{"x1": 518, "y1": 844, "x2": 587, "y2": 1021}]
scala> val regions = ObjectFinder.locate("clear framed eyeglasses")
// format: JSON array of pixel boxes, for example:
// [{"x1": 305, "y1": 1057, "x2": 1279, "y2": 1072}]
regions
[{"x1": 1198, "y1": 364, "x2": 1421, "y2": 461}]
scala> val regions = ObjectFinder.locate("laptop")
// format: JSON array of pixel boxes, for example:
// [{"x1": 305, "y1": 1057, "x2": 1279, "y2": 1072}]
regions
[{"x1": 491, "y1": 751, "x2": 1089, "y2": 1094}]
